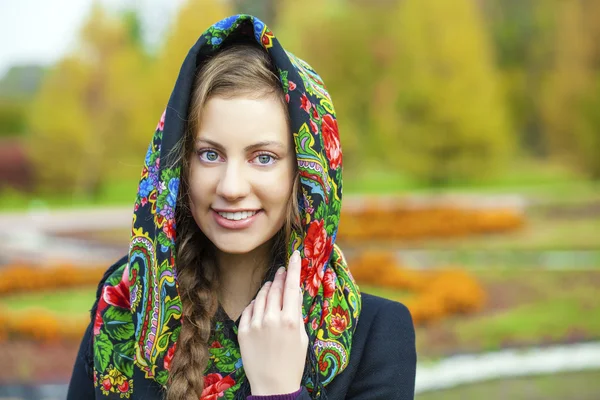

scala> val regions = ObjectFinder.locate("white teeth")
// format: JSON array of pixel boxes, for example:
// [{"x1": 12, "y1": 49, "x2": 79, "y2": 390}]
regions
[{"x1": 217, "y1": 210, "x2": 258, "y2": 221}]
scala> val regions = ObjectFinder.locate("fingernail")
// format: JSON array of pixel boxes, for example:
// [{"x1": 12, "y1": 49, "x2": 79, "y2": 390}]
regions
[
  {"x1": 277, "y1": 266, "x2": 286, "y2": 275},
  {"x1": 290, "y1": 250, "x2": 300, "y2": 263}
]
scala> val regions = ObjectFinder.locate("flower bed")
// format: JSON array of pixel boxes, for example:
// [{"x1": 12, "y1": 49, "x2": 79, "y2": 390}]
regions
[
  {"x1": 0, "y1": 308, "x2": 88, "y2": 343},
  {"x1": 350, "y1": 251, "x2": 486, "y2": 325},
  {"x1": 0, "y1": 264, "x2": 106, "y2": 296},
  {"x1": 0, "y1": 263, "x2": 104, "y2": 343},
  {"x1": 339, "y1": 196, "x2": 525, "y2": 240}
]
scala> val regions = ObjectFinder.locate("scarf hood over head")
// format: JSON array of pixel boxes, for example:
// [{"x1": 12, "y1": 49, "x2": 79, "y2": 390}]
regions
[{"x1": 92, "y1": 14, "x2": 361, "y2": 399}]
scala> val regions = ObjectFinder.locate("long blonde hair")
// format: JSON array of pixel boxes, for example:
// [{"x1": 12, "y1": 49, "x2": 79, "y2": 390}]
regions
[{"x1": 167, "y1": 43, "x2": 302, "y2": 400}]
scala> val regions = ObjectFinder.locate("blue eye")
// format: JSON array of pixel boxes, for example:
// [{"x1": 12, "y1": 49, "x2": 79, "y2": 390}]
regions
[
  {"x1": 198, "y1": 149, "x2": 221, "y2": 162},
  {"x1": 258, "y1": 155, "x2": 272, "y2": 164},
  {"x1": 254, "y1": 153, "x2": 277, "y2": 165}
]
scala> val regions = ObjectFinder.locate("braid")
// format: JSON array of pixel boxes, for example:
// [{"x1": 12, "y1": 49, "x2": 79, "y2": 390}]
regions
[{"x1": 166, "y1": 185, "x2": 219, "y2": 400}]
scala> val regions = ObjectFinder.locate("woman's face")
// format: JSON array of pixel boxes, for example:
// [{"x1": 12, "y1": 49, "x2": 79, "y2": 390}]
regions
[{"x1": 188, "y1": 96, "x2": 295, "y2": 255}]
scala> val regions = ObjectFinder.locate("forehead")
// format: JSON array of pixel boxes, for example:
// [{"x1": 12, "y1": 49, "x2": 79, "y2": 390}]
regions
[{"x1": 197, "y1": 96, "x2": 290, "y2": 146}]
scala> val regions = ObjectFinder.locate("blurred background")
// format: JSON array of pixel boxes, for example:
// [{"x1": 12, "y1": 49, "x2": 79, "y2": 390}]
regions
[{"x1": 1, "y1": 0, "x2": 599, "y2": 399}]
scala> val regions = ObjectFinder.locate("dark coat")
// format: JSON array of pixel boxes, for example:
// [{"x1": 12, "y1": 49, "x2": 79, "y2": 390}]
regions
[{"x1": 67, "y1": 290, "x2": 416, "y2": 400}]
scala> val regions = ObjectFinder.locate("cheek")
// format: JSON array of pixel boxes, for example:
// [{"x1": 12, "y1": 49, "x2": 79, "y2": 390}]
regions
[
  {"x1": 187, "y1": 164, "x2": 217, "y2": 205},
  {"x1": 257, "y1": 169, "x2": 295, "y2": 209}
]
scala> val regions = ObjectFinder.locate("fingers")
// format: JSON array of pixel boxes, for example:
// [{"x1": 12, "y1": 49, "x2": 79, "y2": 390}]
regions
[
  {"x1": 238, "y1": 300, "x2": 254, "y2": 333},
  {"x1": 250, "y1": 281, "x2": 271, "y2": 327},
  {"x1": 283, "y1": 250, "x2": 302, "y2": 315},
  {"x1": 265, "y1": 266, "x2": 286, "y2": 316}
]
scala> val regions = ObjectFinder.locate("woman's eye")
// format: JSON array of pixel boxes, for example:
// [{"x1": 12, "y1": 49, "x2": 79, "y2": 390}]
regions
[
  {"x1": 255, "y1": 154, "x2": 275, "y2": 165},
  {"x1": 199, "y1": 150, "x2": 221, "y2": 162}
]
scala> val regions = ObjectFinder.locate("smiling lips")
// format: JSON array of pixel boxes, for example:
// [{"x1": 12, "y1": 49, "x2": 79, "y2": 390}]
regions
[{"x1": 212, "y1": 209, "x2": 262, "y2": 229}]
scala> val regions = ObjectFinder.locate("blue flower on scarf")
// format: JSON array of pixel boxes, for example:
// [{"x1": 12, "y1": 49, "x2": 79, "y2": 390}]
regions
[
  {"x1": 214, "y1": 15, "x2": 238, "y2": 31},
  {"x1": 253, "y1": 18, "x2": 265, "y2": 42},
  {"x1": 235, "y1": 358, "x2": 243, "y2": 369},
  {"x1": 144, "y1": 143, "x2": 153, "y2": 166},
  {"x1": 167, "y1": 178, "x2": 179, "y2": 207},
  {"x1": 138, "y1": 178, "x2": 153, "y2": 198},
  {"x1": 211, "y1": 37, "x2": 223, "y2": 46}
]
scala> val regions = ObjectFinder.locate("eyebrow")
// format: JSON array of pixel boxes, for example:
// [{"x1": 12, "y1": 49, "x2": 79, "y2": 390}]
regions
[{"x1": 195, "y1": 138, "x2": 287, "y2": 152}]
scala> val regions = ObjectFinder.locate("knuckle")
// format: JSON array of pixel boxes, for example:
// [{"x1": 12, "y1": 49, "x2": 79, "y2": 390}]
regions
[
  {"x1": 262, "y1": 314, "x2": 278, "y2": 328},
  {"x1": 282, "y1": 316, "x2": 298, "y2": 329},
  {"x1": 250, "y1": 320, "x2": 262, "y2": 331}
]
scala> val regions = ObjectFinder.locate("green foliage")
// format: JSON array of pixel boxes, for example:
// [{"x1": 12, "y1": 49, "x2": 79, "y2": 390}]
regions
[
  {"x1": 276, "y1": 0, "x2": 389, "y2": 172},
  {"x1": 27, "y1": 4, "x2": 151, "y2": 196},
  {"x1": 576, "y1": 78, "x2": 600, "y2": 178},
  {"x1": 482, "y1": 0, "x2": 556, "y2": 156},
  {"x1": 0, "y1": 100, "x2": 28, "y2": 136},
  {"x1": 15, "y1": 0, "x2": 599, "y2": 201},
  {"x1": 152, "y1": 0, "x2": 232, "y2": 109},
  {"x1": 277, "y1": 0, "x2": 513, "y2": 185},
  {"x1": 384, "y1": 0, "x2": 513, "y2": 185},
  {"x1": 541, "y1": 0, "x2": 600, "y2": 179}
]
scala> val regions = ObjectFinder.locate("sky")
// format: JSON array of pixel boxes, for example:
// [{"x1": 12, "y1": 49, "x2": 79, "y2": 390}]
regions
[{"x1": 0, "y1": 0, "x2": 185, "y2": 78}]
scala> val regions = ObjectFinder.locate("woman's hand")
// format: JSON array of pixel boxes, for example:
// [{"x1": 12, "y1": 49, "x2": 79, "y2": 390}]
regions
[{"x1": 238, "y1": 250, "x2": 308, "y2": 396}]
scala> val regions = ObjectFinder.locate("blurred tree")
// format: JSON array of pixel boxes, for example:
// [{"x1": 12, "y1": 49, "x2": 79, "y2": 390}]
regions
[
  {"x1": 541, "y1": 0, "x2": 600, "y2": 179},
  {"x1": 28, "y1": 57, "x2": 92, "y2": 193},
  {"x1": 28, "y1": 4, "x2": 149, "y2": 196},
  {"x1": 152, "y1": 0, "x2": 233, "y2": 110},
  {"x1": 379, "y1": 0, "x2": 512, "y2": 185},
  {"x1": 481, "y1": 0, "x2": 555, "y2": 157},
  {"x1": 275, "y1": 0, "x2": 389, "y2": 172},
  {"x1": 233, "y1": 0, "x2": 276, "y2": 25},
  {"x1": 0, "y1": 65, "x2": 45, "y2": 138}
]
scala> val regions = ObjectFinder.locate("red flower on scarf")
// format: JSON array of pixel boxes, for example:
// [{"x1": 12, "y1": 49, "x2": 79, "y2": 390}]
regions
[
  {"x1": 118, "y1": 381, "x2": 130, "y2": 393},
  {"x1": 156, "y1": 109, "x2": 165, "y2": 131},
  {"x1": 164, "y1": 343, "x2": 176, "y2": 371},
  {"x1": 300, "y1": 93, "x2": 312, "y2": 113},
  {"x1": 312, "y1": 106, "x2": 319, "y2": 120},
  {"x1": 320, "y1": 299, "x2": 330, "y2": 325},
  {"x1": 102, "y1": 378, "x2": 112, "y2": 392},
  {"x1": 321, "y1": 114, "x2": 342, "y2": 170},
  {"x1": 163, "y1": 219, "x2": 175, "y2": 240},
  {"x1": 210, "y1": 341, "x2": 223, "y2": 348},
  {"x1": 289, "y1": 81, "x2": 297, "y2": 91},
  {"x1": 323, "y1": 268, "x2": 336, "y2": 299},
  {"x1": 329, "y1": 305, "x2": 349, "y2": 336},
  {"x1": 93, "y1": 264, "x2": 130, "y2": 335},
  {"x1": 301, "y1": 219, "x2": 333, "y2": 297},
  {"x1": 201, "y1": 373, "x2": 235, "y2": 400},
  {"x1": 309, "y1": 120, "x2": 318, "y2": 134}
]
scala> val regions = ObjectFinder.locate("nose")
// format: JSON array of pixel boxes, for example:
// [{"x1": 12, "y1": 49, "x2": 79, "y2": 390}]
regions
[{"x1": 215, "y1": 161, "x2": 251, "y2": 201}]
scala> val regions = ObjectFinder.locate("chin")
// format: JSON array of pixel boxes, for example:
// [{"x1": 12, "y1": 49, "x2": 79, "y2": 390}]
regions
[{"x1": 208, "y1": 233, "x2": 272, "y2": 255}]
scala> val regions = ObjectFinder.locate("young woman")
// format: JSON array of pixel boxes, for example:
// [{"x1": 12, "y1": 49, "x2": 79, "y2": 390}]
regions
[{"x1": 67, "y1": 15, "x2": 416, "y2": 400}]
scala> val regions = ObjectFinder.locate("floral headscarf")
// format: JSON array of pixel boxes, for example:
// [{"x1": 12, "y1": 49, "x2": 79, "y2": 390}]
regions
[{"x1": 92, "y1": 14, "x2": 361, "y2": 399}]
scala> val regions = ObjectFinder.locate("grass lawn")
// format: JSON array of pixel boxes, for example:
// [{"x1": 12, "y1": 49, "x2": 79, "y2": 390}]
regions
[
  {"x1": 0, "y1": 287, "x2": 96, "y2": 317},
  {"x1": 362, "y1": 268, "x2": 600, "y2": 360},
  {"x1": 416, "y1": 370, "x2": 600, "y2": 400}
]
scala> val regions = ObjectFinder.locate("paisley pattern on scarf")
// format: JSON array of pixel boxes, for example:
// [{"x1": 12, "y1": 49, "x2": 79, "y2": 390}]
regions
[{"x1": 92, "y1": 14, "x2": 361, "y2": 399}]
